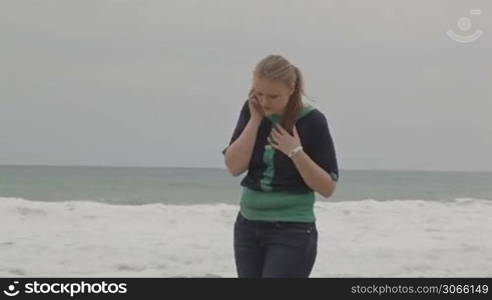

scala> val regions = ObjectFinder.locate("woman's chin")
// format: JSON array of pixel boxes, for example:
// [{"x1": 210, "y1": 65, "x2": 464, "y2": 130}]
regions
[{"x1": 264, "y1": 110, "x2": 280, "y2": 116}]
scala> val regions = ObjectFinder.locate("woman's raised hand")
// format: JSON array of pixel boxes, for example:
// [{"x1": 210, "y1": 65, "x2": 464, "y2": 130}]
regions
[{"x1": 247, "y1": 89, "x2": 265, "y2": 122}]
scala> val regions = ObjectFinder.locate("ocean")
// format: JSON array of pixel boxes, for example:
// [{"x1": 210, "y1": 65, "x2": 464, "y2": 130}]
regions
[
  {"x1": 1, "y1": 165, "x2": 491, "y2": 277},
  {"x1": 1, "y1": 165, "x2": 491, "y2": 205}
]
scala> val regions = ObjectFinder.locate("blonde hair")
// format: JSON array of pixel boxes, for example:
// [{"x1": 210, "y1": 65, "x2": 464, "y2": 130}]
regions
[{"x1": 250, "y1": 54, "x2": 314, "y2": 134}]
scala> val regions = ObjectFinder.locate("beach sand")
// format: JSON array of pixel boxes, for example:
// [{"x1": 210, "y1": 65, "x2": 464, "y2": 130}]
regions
[{"x1": 1, "y1": 197, "x2": 491, "y2": 277}]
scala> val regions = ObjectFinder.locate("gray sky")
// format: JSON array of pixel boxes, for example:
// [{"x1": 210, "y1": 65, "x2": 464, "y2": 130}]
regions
[{"x1": 1, "y1": 0, "x2": 491, "y2": 171}]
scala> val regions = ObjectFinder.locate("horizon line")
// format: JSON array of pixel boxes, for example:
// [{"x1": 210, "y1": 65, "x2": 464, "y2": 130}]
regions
[{"x1": 0, "y1": 164, "x2": 491, "y2": 173}]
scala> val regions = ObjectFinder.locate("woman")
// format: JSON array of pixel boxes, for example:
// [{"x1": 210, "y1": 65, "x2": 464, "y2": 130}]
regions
[{"x1": 221, "y1": 54, "x2": 339, "y2": 278}]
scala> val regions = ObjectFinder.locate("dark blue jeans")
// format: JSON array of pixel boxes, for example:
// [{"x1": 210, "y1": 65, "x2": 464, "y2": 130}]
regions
[{"x1": 233, "y1": 211, "x2": 318, "y2": 278}]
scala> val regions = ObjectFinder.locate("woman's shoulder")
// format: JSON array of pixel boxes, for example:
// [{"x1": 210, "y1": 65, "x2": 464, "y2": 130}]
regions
[{"x1": 300, "y1": 104, "x2": 329, "y2": 125}]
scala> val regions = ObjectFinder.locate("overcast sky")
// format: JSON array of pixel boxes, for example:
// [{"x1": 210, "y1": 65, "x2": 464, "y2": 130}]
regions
[{"x1": 1, "y1": 0, "x2": 491, "y2": 171}]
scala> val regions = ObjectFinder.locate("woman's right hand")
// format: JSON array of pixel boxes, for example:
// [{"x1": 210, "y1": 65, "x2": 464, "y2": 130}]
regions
[{"x1": 248, "y1": 89, "x2": 265, "y2": 122}]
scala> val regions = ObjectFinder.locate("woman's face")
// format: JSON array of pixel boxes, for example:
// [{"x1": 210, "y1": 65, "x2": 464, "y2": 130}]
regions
[{"x1": 252, "y1": 76, "x2": 294, "y2": 116}]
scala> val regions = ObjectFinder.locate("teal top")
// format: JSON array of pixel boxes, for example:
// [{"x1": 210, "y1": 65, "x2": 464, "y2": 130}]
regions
[
  {"x1": 240, "y1": 186, "x2": 316, "y2": 222},
  {"x1": 240, "y1": 102, "x2": 317, "y2": 222}
]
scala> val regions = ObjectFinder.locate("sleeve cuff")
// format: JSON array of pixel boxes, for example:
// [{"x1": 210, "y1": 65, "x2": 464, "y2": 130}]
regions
[{"x1": 329, "y1": 172, "x2": 339, "y2": 182}]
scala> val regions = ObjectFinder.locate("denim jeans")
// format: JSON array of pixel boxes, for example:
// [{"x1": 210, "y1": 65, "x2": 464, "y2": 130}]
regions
[{"x1": 233, "y1": 211, "x2": 318, "y2": 278}]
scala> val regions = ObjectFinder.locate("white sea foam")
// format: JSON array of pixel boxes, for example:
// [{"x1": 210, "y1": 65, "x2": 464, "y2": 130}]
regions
[{"x1": 1, "y1": 197, "x2": 491, "y2": 277}]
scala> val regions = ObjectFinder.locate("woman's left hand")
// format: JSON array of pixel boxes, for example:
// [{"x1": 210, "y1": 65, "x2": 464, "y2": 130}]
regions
[{"x1": 268, "y1": 123, "x2": 302, "y2": 156}]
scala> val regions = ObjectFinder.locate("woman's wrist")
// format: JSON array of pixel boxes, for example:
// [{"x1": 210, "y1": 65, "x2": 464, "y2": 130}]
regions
[
  {"x1": 249, "y1": 116, "x2": 263, "y2": 126},
  {"x1": 288, "y1": 146, "x2": 303, "y2": 159}
]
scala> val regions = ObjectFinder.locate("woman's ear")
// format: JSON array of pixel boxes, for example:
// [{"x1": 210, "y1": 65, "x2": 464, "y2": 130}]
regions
[{"x1": 288, "y1": 85, "x2": 295, "y2": 96}]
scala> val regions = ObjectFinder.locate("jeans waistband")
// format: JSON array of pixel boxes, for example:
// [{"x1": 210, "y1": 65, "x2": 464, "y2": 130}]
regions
[{"x1": 236, "y1": 212, "x2": 315, "y2": 227}]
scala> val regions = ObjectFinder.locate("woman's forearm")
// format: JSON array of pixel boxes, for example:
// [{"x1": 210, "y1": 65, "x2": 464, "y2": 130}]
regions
[
  {"x1": 224, "y1": 118, "x2": 262, "y2": 176},
  {"x1": 290, "y1": 149, "x2": 336, "y2": 198}
]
